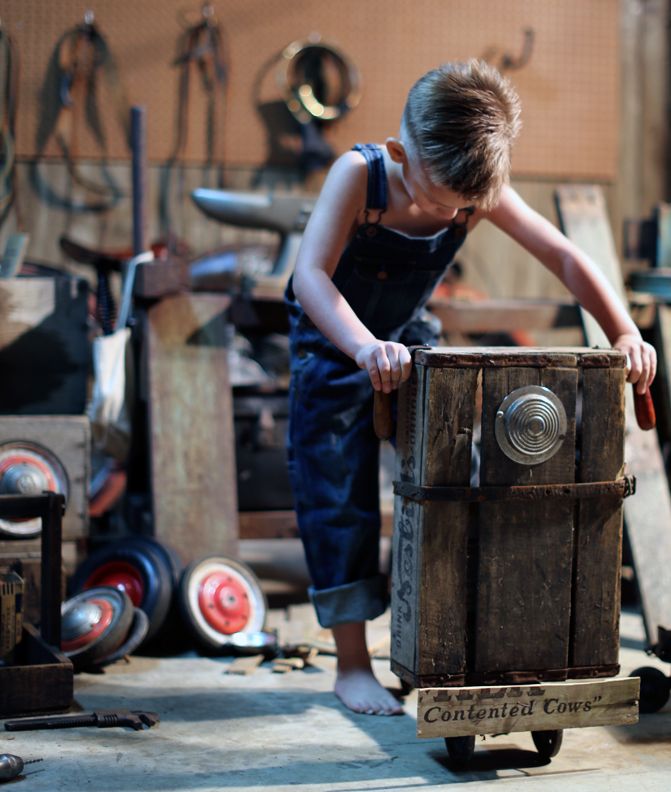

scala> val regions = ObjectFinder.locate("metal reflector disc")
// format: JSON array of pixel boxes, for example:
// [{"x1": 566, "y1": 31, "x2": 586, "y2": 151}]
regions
[
  {"x1": 0, "y1": 442, "x2": 69, "y2": 537},
  {"x1": 494, "y1": 385, "x2": 567, "y2": 465}
]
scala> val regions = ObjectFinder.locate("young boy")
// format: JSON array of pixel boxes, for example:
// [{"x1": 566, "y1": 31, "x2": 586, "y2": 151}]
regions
[{"x1": 284, "y1": 59, "x2": 657, "y2": 716}]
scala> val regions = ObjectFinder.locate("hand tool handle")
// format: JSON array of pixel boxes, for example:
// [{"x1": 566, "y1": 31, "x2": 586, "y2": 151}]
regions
[
  {"x1": 633, "y1": 387, "x2": 656, "y2": 431},
  {"x1": 373, "y1": 390, "x2": 394, "y2": 441},
  {"x1": 4, "y1": 714, "x2": 95, "y2": 731}
]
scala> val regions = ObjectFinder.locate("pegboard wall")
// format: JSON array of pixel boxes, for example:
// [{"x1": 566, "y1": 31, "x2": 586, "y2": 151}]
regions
[{"x1": 5, "y1": 0, "x2": 619, "y2": 180}]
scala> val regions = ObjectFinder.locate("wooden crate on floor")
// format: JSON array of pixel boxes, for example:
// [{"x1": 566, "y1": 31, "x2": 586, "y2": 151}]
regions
[{"x1": 391, "y1": 346, "x2": 628, "y2": 689}]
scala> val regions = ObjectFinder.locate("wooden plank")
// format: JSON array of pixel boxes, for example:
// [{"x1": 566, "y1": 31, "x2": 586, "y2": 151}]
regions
[
  {"x1": 428, "y1": 297, "x2": 582, "y2": 334},
  {"x1": 134, "y1": 258, "x2": 189, "y2": 300},
  {"x1": 238, "y1": 509, "x2": 393, "y2": 539},
  {"x1": 649, "y1": 305, "x2": 671, "y2": 454},
  {"x1": 556, "y1": 184, "x2": 671, "y2": 645},
  {"x1": 414, "y1": 347, "x2": 579, "y2": 368},
  {"x1": 572, "y1": 364, "x2": 625, "y2": 669},
  {"x1": 417, "y1": 676, "x2": 639, "y2": 738},
  {"x1": 391, "y1": 369, "x2": 427, "y2": 677},
  {"x1": 146, "y1": 293, "x2": 238, "y2": 562},
  {"x1": 416, "y1": 367, "x2": 477, "y2": 682},
  {"x1": 0, "y1": 278, "x2": 88, "y2": 415},
  {"x1": 475, "y1": 364, "x2": 577, "y2": 676}
]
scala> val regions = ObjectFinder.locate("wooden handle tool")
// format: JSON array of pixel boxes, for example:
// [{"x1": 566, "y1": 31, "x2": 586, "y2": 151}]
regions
[
  {"x1": 633, "y1": 387, "x2": 656, "y2": 431},
  {"x1": 373, "y1": 390, "x2": 394, "y2": 441}
]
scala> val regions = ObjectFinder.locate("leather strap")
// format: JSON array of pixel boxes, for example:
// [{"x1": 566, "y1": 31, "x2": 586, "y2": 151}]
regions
[
  {"x1": 30, "y1": 19, "x2": 129, "y2": 214},
  {"x1": 159, "y1": 11, "x2": 229, "y2": 238},
  {"x1": 0, "y1": 27, "x2": 18, "y2": 228}
]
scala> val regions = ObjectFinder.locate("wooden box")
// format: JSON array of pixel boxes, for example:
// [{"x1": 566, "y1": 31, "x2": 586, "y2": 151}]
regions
[
  {"x1": 391, "y1": 347, "x2": 628, "y2": 688},
  {"x1": 0, "y1": 623, "x2": 73, "y2": 717},
  {"x1": 0, "y1": 277, "x2": 89, "y2": 415}
]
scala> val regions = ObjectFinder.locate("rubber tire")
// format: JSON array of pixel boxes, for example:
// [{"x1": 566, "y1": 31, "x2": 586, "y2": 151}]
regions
[
  {"x1": 124, "y1": 536, "x2": 183, "y2": 587},
  {"x1": 632, "y1": 666, "x2": 671, "y2": 714},
  {"x1": 178, "y1": 555, "x2": 267, "y2": 650},
  {"x1": 95, "y1": 608, "x2": 150, "y2": 667},
  {"x1": 531, "y1": 729, "x2": 563, "y2": 759},
  {"x1": 62, "y1": 587, "x2": 135, "y2": 671},
  {"x1": 69, "y1": 538, "x2": 174, "y2": 641},
  {"x1": 444, "y1": 735, "x2": 475, "y2": 767}
]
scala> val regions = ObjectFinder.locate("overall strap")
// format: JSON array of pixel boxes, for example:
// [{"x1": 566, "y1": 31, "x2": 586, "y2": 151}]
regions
[{"x1": 353, "y1": 143, "x2": 387, "y2": 222}]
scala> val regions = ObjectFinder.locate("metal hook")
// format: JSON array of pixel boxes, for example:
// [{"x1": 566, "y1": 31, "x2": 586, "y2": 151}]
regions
[{"x1": 499, "y1": 27, "x2": 534, "y2": 71}]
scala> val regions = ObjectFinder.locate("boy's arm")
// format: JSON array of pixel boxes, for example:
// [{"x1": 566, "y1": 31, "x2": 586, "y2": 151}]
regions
[
  {"x1": 291, "y1": 152, "x2": 412, "y2": 392},
  {"x1": 482, "y1": 185, "x2": 657, "y2": 393}
]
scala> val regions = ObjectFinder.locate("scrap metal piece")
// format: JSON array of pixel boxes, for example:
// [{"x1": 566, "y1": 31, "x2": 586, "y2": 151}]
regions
[{"x1": 495, "y1": 385, "x2": 567, "y2": 465}]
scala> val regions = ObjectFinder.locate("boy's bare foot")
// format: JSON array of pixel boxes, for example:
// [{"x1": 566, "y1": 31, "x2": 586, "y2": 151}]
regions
[
  {"x1": 331, "y1": 620, "x2": 404, "y2": 716},
  {"x1": 335, "y1": 668, "x2": 404, "y2": 715}
]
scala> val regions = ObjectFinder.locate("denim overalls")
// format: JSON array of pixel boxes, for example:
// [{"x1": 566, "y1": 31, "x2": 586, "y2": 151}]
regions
[{"x1": 285, "y1": 143, "x2": 472, "y2": 627}]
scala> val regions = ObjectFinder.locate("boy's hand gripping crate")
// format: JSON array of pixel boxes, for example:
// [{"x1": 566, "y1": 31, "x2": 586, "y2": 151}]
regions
[{"x1": 390, "y1": 347, "x2": 639, "y2": 760}]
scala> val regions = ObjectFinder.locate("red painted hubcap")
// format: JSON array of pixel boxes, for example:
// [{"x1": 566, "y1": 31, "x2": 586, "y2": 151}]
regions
[
  {"x1": 85, "y1": 561, "x2": 145, "y2": 607},
  {"x1": 198, "y1": 571, "x2": 250, "y2": 634}
]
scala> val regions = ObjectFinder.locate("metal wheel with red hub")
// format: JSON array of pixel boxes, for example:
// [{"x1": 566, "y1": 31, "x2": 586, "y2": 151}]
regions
[
  {"x1": 69, "y1": 538, "x2": 175, "y2": 642},
  {"x1": 178, "y1": 556, "x2": 267, "y2": 649},
  {"x1": 61, "y1": 586, "x2": 134, "y2": 671},
  {"x1": 0, "y1": 442, "x2": 69, "y2": 538}
]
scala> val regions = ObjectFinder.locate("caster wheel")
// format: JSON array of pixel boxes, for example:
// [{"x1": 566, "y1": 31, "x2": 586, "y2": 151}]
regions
[
  {"x1": 178, "y1": 555, "x2": 267, "y2": 650},
  {"x1": 444, "y1": 735, "x2": 475, "y2": 767},
  {"x1": 69, "y1": 537, "x2": 174, "y2": 642},
  {"x1": 399, "y1": 679, "x2": 414, "y2": 697},
  {"x1": 61, "y1": 586, "x2": 134, "y2": 671},
  {"x1": 631, "y1": 666, "x2": 671, "y2": 713},
  {"x1": 531, "y1": 729, "x2": 563, "y2": 759}
]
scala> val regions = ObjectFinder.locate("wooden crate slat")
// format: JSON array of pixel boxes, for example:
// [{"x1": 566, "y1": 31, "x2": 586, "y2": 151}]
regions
[
  {"x1": 572, "y1": 365, "x2": 625, "y2": 668},
  {"x1": 417, "y1": 677, "x2": 639, "y2": 738},
  {"x1": 475, "y1": 366, "x2": 577, "y2": 675}
]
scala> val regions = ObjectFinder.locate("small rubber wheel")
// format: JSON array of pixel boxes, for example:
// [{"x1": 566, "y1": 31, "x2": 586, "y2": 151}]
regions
[
  {"x1": 178, "y1": 555, "x2": 267, "y2": 649},
  {"x1": 532, "y1": 729, "x2": 563, "y2": 759},
  {"x1": 69, "y1": 538, "x2": 174, "y2": 642},
  {"x1": 444, "y1": 735, "x2": 475, "y2": 767},
  {"x1": 61, "y1": 586, "x2": 134, "y2": 671},
  {"x1": 632, "y1": 666, "x2": 671, "y2": 714}
]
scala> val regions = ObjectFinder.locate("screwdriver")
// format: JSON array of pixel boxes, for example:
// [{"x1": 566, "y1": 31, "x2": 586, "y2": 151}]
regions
[{"x1": 0, "y1": 753, "x2": 43, "y2": 781}]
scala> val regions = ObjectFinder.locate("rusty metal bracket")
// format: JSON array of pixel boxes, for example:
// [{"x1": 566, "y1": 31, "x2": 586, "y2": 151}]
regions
[{"x1": 393, "y1": 476, "x2": 637, "y2": 503}]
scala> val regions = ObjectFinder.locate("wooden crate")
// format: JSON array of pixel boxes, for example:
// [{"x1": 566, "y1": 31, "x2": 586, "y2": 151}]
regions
[
  {"x1": 391, "y1": 347, "x2": 628, "y2": 688},
  {"x1": 0, "y1": 623, "x2": 73, "y2": 717},
  {"x1": 0, "y1": 277, "x2": 89, "y2": 415}
]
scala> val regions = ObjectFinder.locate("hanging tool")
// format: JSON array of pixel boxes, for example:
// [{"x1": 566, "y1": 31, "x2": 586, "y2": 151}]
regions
[
  {"x1": 159, "y1": 2, "x2": 229, "y2": 239},
  {"x1": 0, "y1": 754, "x2": 42, "y2": 782},
  {"x1": 30, "y1": 10, "x2": 130, "y2": 213},
  {"x1": 0, "y1": 23, "x2": 18, "y2": 229}
]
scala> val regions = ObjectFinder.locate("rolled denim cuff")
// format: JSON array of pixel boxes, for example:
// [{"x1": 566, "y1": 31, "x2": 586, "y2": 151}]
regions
[{"x1": 309, "y1": 574, "x2": 389, "y2": 628}]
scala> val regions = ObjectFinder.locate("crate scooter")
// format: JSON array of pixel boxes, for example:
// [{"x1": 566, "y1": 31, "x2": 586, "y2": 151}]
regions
[{"x1": 382, "y1": 346, "x2": 644, "y2": 764}]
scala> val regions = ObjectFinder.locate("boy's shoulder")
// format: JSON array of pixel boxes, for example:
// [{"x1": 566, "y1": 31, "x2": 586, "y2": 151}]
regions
[{"x1": 324, "y1": 148, "x2": 372, "y2": 192}]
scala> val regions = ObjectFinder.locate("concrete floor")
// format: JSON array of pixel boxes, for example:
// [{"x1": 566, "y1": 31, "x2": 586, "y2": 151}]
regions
[{"x1": 3, "y1": 540, "x2": 671, "y2": 792}]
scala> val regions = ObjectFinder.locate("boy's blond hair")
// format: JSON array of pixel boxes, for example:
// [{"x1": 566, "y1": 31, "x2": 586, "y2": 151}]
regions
[{"x1": 402, "y1": 59, "x2": 522, "y2": 209}]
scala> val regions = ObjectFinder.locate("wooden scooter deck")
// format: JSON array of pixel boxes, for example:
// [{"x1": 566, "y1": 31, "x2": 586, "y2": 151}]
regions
[{"x1": 416, "y1": 676, "x2": 639, "y2": 739}]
